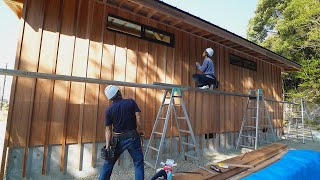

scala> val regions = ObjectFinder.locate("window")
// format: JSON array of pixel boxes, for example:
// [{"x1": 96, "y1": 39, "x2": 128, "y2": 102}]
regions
[
  {"x1": 107, "y1": 15, "x2": 175, "y2": 47},
  {"x1": 107, "y1": 15, "x2": 142, "y2": 37},
  {"x1": 230, "y1": 54, "x2": 257, "y2": 71},
  {"x1": 143, "y1": 26, "x2": 174, "y2": 47}
]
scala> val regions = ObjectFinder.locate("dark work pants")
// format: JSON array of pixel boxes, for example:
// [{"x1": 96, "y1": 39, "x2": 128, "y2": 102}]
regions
[
  {"x1": 99, "y1": 135, "x2": 144, "y2": 180},
  {"x1": 192, "y1": 74, "x2": 217, "y2": 87}
]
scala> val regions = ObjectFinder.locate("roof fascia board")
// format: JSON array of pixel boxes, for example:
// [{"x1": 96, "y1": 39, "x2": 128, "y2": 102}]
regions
[{"x1": 129, "y1": 0, "x2": 301, "y2": 70}]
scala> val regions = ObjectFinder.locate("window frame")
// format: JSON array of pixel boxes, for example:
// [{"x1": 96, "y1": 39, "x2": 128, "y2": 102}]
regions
[
  {"x1": 107, "y1": 14, "x2": 175, "y2": 47},
  {"x1": 107, "y1": 14, "x2": 143, "y2": 38},
  {"x1": 229, "y1": 54, "x2": 257, "y2": 71},
  {"x1": 142, "y1": 25, "x2": 175, "y2": 47}
]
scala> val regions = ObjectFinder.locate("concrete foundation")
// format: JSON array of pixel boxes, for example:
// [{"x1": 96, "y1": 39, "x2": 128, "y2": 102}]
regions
[{"x1": 5, "y1": 130, "x2": 283, "y2": 179}]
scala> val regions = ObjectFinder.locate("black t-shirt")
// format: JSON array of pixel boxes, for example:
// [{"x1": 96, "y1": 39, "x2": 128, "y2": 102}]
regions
[{"x1": 105, "y1": 98, "x2": 141, "y2": 133}]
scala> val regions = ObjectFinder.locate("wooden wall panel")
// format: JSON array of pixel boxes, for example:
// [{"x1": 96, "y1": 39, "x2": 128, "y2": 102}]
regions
[
  {"x1": 188, "y1": 35, "x2": 196, "y2": 137},
  {"x1": 64, "y1": 0, "x2": 89, "y2": 144},
  {"x1": 30, "y1": 0, "x2": 61, "y2": 146},
  {"x1": 82, "y1": 1, "x2": 104, "y2": 143},
  {"x1": 7, "y1": 2, "x2": 285, "y2": 150},
  {"x1": 194, "y1": 37, "x2": 202, "y2": 136},
  {"x1": 218, "y1": 46, "x2": 225, "y2": 144},
  {"x1": 45, "y1": 0, "x2": 77, "y2": 145},
  {"x1": 10, "y1": 0, "x2": 45, "y2": 147},
  {"x1": 145, "y1": 31, "x2": 157, "y2": 138},
  {"x1": 97, "y1": 7, "x2": 116, "y2": 142}
]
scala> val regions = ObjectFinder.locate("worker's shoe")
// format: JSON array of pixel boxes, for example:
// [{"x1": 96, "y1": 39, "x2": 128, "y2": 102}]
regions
[{"x1": 199, "y1": 85, "x2": 209, "y2": 89}]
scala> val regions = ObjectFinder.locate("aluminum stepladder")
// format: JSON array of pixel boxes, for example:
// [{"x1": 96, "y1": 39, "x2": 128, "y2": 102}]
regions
[
  {"x1": 144, "y1": 87, "x2": 200, "y2": 171},
  {"x1": 236, "y1": 89, "x2": 277, "y2": 150},
  {"x1": 286, "y1": 98, "x2": 314, "y2": 143}
]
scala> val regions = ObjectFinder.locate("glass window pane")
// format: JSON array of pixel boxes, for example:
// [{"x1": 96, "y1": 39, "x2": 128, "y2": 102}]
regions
[
  {"x1": 107, "y1": 16, "x2": 141, "y2": 37},
  {"x1": 145, "y1": 29, "x2": 171, "y2": 44}
]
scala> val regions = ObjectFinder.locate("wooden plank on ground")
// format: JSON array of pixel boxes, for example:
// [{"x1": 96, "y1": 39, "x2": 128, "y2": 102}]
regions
[{"x1": 173, "y1": 143, "x2": 288, "y2": 180}]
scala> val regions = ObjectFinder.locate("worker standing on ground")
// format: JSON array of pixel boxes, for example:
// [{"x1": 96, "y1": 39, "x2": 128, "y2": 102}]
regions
[
  {"x1": 99, "y1": 85, "x2": 144, "y2": 180},
  {"x1": 192, "y1": 48, "x2": 218, "y2": 89}
]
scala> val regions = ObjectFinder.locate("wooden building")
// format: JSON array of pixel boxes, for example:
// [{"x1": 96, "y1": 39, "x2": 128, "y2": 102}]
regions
[{"x1": 2, "y1": 0, "x2": 300, "y2": 178}]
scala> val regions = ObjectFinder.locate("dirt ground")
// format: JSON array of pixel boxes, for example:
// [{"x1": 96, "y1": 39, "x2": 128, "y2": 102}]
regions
[{"x1": 81, "y1": 133, "x2": 320, "y2": 180}]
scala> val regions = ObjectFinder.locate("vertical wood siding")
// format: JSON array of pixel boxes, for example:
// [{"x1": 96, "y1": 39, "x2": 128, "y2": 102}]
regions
[{"x1": 7, "y1": 0, "x2": 284, "y2": 147}]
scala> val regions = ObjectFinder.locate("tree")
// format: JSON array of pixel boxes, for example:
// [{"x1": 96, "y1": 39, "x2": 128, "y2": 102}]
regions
[{"x1": 247, "y1": 0, "x2": 320, "y2": 101}]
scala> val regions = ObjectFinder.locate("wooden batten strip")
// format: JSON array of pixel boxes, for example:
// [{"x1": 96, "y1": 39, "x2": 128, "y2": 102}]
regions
[
  {"x1": 91, "y1": 1, "x2": 106, "y2": 168},
  {"x1": 42, "y1": 0, "x2": 63, "y2": 175},
  {"x1": 22, "y1": 0, "x2": 47, "y2": 177},
  {"x1": 0, "y1": 0, "x2": 29, "y2": 178},
  {"x1": 60, "y1": 0, "x2": 79, "y2": 172},
  {"x1": 78, "y1": 0, "x2": 94, "y2": 171}
]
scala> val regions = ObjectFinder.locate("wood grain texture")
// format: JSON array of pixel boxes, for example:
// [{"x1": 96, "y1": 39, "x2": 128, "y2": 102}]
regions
[{"x1": 6, "y1": 2, "x2": 285, "y2": 153}]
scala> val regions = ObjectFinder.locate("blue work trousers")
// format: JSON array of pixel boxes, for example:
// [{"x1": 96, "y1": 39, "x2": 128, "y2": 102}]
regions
[{"x1": 99, "y1": 135, "x2": 144, "y2": 180}]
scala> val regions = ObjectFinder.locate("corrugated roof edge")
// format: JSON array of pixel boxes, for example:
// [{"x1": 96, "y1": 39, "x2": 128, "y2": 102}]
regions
[{"x1": 157, "y1": 0, "x2": 301, "y2": 70}]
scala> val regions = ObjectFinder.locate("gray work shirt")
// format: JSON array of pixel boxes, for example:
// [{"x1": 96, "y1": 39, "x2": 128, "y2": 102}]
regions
[{"x1": 196, "y1": 57, "x2": 215, "y2": 78}]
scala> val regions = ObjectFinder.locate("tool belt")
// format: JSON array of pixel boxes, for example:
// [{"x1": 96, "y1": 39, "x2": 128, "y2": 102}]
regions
[
  {"x1": 113, "y1": 130, "x2": 139, "y2": 140},
  {"x1": 101, "y1": 130, "x2": 139, "y2": 161}
]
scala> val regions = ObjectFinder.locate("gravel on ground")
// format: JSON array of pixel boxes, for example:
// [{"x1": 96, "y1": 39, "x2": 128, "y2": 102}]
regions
[{"x1": 79, "y1": 131, "x2": 320, "y2": 180}]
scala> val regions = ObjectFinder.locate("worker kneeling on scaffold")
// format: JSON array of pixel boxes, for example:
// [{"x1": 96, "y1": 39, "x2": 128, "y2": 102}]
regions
[
  {"x1": 192, "y1": 48, "x2": 219, "y2": 89},
  {"x1": 99, "y1": 85, "x2": 144, "y2": 180}
]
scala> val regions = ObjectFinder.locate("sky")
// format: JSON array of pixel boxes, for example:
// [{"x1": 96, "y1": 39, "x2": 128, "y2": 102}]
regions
[
  {"x1": 161, "y1": 0, "x2": 259, "y2": 37},
  {"x1": 0, "y1": 0, "x2": 259, "y2": 100},
  {"x1": 0, "y1": 1, "x2": 19, "y2": 100}
]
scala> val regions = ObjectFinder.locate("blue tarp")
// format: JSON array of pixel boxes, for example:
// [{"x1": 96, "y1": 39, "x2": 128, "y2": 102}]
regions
[{"x1": 243, "y1": 150, "x2": 320, "y2": 180}]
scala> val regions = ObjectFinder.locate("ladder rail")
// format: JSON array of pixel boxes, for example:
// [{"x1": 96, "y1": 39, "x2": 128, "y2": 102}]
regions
[
  {"x1": 172, "y1": 100, "x2": 187, "y2": 158},
  {"x1": 237, "y1": 89, "x2": 277, "y2": 150},
  {"x1": 144, "y1": 90, "x2": 169, "y2": 166},
  {"x1": 179, "y1": 96, "x2": 200, "y2": 158},
  {"x1": 262, "y1": 95, "x2": 277, "y2": 142},
  {"x1": 236, "y1": 98, "x2": 250, "y2": 149},
  {"x1": 254, "y1": 93, "x2": 260, "y2": 150},
  {"x1": 154, "y1": 96, "x2": 173, "y2": 170},
  {"x1": 144, "y1": 88, "x2": 200, "y2": 171}
]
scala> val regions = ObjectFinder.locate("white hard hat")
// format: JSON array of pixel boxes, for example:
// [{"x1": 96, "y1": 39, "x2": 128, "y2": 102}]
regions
[
  {"x1": 104, "y1": 85, "x2": 119, "y2": 100},
  {"x1": 205, "y1": 48, "x2": 214, "y2": 57}
]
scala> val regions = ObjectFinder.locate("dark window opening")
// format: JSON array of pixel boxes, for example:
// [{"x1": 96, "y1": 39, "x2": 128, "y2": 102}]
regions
[
  {"x1": 205, "y1": 133, "x2": 215, "y2": 139},
  {"x1": 230, "y1": 54, "x2": 257, "y2": 71},
  {"x1": 107, "y1": 15, "x2": 174, "y2": 47}
]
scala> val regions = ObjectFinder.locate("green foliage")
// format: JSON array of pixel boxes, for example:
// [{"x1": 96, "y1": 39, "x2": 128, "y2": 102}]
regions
[{"x1": 247, "y1": 0, "x2": 320, "y2": 102}]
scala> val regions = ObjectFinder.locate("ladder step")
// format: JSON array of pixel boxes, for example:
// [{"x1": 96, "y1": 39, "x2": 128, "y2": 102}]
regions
[
  {"x1": 162, "y1": 103, "x2": 170, "y2": 106},
  {"x1": 240, "y1": 135, "x2": 256, "y2": 139},
  {"x1": 184, "y1": 154, "x2": 199, "y2": 160},
  {"x1": 177, "y1": 117, "x2": 187, "y2": 120},
  {"x1": 238, "y1": 145, "x2": 254, "y2": 149},
  {"x1": 181, "y1": 142, "x2": 195, "y2": 147},
  {"x1": 144, "y1": 161, "x2": 156, "y2": 169},
  {"x1": 179, "y1": 130, "x2": 191, "y2": 133},
  {"x1": 244, "y1": 116, "x2": 268, "y2": 119},
  {"x1": 174, "y1": 104, "x2": 182, "y2": 107},
  {"x1": 158, "y1": 117, "x2": 166, "y2": 120},
  {"x1": 259, "y1": 132, "x2": 273, "y2": 136},
  {"x1": 153, "y1": 132, "x2": 163, "y2": 135},
  {"x1": 243, "y1": 126, "x2": 256, "y2": 129},
  {"x1": 173, "y1": 96, "x2": 182, "y2": 98},
  {"x1": 260, "y1": 125, "x2": 271, "y2": 127},
  {"x1": 247, "y1": 107, "x2": 267, "y2": 110},
  {"x1": 148, "y1": 146, "x2": 159, "y2": 152}
]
